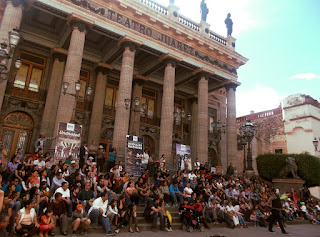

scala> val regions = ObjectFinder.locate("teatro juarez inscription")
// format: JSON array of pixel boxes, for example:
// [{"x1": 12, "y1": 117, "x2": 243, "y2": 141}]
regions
[{"x1": 68, "y1": 0, "x2": 237, "y2": 75}]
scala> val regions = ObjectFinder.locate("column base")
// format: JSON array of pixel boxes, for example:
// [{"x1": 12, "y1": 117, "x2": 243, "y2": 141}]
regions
[
  {"x1": 245, "y1": 170, "x2": 255, "y2": 177},
  {"x1": 215, "y1": 165, "x2": 223, "y2": 175}
]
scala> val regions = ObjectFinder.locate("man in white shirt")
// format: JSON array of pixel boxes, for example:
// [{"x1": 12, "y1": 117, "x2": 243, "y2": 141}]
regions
[
  {"x1": 183, "y1": 183, "x2": 193, "y2": 199},
  {"x1": 88, "y1": 192, "x2": 114, "y2": 236},
  {"x1": 194, "y1": 158, "x2": 200, "y2": 171},
  {"x1": 54, "y1": 182, "x2": 72, "y2": 217},
  {"x1": 142, "y1": 149, "x2": 149, "y2": 170},
  {"x1": 188, "y1": 171, "x2": 197, "y2": 181},
  {"x1": 33, "y1": 157, "x2": 46, "y2": 170}
]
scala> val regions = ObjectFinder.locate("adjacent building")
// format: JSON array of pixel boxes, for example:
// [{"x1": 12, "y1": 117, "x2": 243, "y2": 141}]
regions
[{"x1": 237, "y1": 94, "x2": 320, "y2": 174}]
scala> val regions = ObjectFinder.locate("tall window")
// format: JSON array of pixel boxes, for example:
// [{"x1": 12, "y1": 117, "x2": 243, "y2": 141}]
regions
[
  {"x1": 174, "y1": 98, "x2": 184, "y2": 124},
  {"x1": 141, "y1": 88, "x2": 156, "y2": 118},
  {"x1": 78, "y1": 69, "x2": 90, "y2": 100},
  {"x1": 208, "y1": 108, "x2": 217, "y2": 132},
  {"x1": 104, "y1": 78, "x2": 119, "y2": 107},
  {"x1": 13, "y1": 51, "x2": 46, "y2": 92}
]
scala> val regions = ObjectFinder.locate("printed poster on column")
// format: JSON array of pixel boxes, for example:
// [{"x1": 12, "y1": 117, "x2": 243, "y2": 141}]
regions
[
  {"x1": 125, "y1": 135, "x2": 144, "y2": 176},
  {"x1": 176, "y1": 144, "x2": 192, "y2": 171},
  {"x1": 54, "y1": 122, "x2": 82, "y2": 162}
]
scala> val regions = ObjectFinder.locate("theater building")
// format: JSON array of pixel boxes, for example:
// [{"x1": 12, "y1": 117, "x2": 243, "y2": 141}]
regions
[{"x1": 0, "y1": 0, "x2": 247, "y2": 171}]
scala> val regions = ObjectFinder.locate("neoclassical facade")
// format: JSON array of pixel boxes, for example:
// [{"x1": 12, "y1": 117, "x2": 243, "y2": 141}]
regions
[{"x1": 0, "y1": 0, "x2": 247, "y2": 171}]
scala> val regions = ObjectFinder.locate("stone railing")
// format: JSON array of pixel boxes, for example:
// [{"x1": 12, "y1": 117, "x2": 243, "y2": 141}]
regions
[
  {"x1": 140, "y1": 115, "x2": 160, "y2": 126},
  {"x1": 6, "y1": 83, "x2": 46, "y2": 101},
  {"x1": 209, "y1": 31, "x2": 227, "y2": 45},
  {"x1": 140, "y1": 0, "x2": 168, "y2": 15},
  {"x1": 178, "y1": 15, "x2": 200, "y2": 32},
  {"x1": 104, "y1": 106, "x2": 116, "y2": 118},
  {"x1": 139, "y1": 0, "x2": 228, "y2": 46}
]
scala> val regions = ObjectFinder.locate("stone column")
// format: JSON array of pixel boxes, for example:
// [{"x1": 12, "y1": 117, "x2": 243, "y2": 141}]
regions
[
  {"x1": 112, "y1": 42, "x2": 137, "y2": 161},
  {"x1": 54, "y1": 21, "x2": 89, "y2": 136},
  {"x1": 40, "y1": 50, "x2": 67, "y2": 141},
  {"x1": 88, "y1": 64, "x2": 112, "y2": 144},
  {"x1": 129, "y1": 76, "x2": 146, "y2": 136},
  {"x1": 196, "y1": 74, "x2": 209, "y2": 164},
  {"x1": 225, "y1": 84, "x2": 238, "y2": 170},
  {"x1": 189, "y1": 96, "x2": 198, "y2": 163},
  {"x1": 159, "y1": 59, "x2": 177, "y2": 163},
  {"x1": 0, "y1": 0, "x2": 26, "y2": 111}
]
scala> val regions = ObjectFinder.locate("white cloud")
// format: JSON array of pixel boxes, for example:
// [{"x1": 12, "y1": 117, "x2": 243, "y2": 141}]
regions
[
  {"x1": 290, "y1": 73, "x2": 320, "y2": 81},
  {"x1": 236, "y1": 85, "x2": 284, "y2": 117},
  {"x1": 155, "y1": 0, "x2": 259, "y2": 36}
]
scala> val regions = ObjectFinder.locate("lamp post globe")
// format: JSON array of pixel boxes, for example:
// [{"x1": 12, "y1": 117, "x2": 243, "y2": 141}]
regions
[{"x1": 9, "y1": 28, "x2": 21, "y2": 48}]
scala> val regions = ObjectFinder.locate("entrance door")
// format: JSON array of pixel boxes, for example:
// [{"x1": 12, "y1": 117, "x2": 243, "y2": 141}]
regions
[{"x1": 1, "y1": 112, "x2": 34, "y2": 158}]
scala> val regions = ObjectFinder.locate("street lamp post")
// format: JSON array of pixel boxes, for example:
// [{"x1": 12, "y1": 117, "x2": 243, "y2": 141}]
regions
[
  {"x1": 124, "y1": 97, "x2": 147, "y2": 136},
  {"x1": 62, "y1": 80, "x2": 93, "y2": 123},
  {"x1": 313, "y1": 137, "x2": 320, "y2": 157},
  {"x1": 312, "y1": 137, "x2": 319, "y2": 151},
  {"x1": 210, "y1": 120, "x2": 226, "y2": 168},
  {"x1": 239, "y1": 119, "x2": 258, "y2": 174},
  {"x1": 0, "y1": 28, "x2": 22, "y2": 81},
  {"x1": 174, "y1": 108, "x2": 191, "y2": 144}
]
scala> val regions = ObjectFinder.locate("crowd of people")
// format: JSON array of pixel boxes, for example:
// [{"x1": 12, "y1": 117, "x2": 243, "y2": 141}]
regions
[{"x1": 0, "y1": 139, "x2": 319, "y2": 237}]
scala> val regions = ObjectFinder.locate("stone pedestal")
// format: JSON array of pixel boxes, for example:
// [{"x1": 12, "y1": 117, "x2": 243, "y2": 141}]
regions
[
  {"x1": 272, "y1": 179, "x2": 305, "y2": 193},
  {"x1": 245, "y1": 170, "x2": 255, "y2": 177},
  {"x1": 227, "y1": 36, "x2": 236, "y2": 51},
  {"x1": 167, "y1": 5, "x2": 179, "y2": 22},
  {"x1": 200, "y1": 21, "x2": 210, "y2": 36}
]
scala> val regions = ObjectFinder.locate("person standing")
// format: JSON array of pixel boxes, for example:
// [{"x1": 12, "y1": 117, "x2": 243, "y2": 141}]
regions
[
  {"x1": 194, "y1": 158, "x2": 200, "y2": 171},
  {"x1": 96, "y1": 145, "x2": 105, "y2": 173},
  {"x1": 79, "y1": 141, "x2": 87, "y2": 169},
  {"x1": 267, "y1": 188, "x2": 290, "y2": 235},
  {"x1": 142, "y1": 149, "x2": 149, "y2": 172},
  {"x1": 88, "y1": 141, "x2": 98, "y2": 161},
  {"x1": 35, "y1": 133, "x2": 55, "y2": 153},
  {"x1": 107, "y1": 149, "x2": 116, "y2": 173}
]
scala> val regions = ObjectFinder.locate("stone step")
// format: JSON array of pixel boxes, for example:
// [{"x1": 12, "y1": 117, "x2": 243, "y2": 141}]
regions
[{"x1": 56, "y1": 217, "x2": 309, "y2": 234}]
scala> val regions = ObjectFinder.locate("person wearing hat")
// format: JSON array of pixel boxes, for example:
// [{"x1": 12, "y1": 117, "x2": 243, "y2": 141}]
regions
[
  {"x1": 69, "y1": 160, "x2": 78, "y2": 175},
  {"x1": 96, "y1": 145, "x2": 105, "y2": 173},
  {"x1": 86, "y1": 157, "x2": 94, "y2": 167},
  {"x1": 72, "y1": 204, "x2": 91, "y2": 236}
]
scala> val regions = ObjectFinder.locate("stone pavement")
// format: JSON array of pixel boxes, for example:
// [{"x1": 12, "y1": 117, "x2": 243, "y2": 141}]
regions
[{"x1": 56, "y1": 224, "x2": 319, "y2": 237}]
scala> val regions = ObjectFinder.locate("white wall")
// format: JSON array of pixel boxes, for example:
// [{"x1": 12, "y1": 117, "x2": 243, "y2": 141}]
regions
[{"x1": 283, "y1": 94, "x2": 320, "y2": 156}]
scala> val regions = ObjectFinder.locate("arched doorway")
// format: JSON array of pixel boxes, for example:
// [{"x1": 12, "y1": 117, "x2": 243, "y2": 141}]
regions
[
  {"x1": 1, "y1": 112, "x2": 34, "y2": 158},
  {"x1": 142, "y1": 135, "x2": 153, "y2": 156},
  {"x1": 100, "y1": 128, "x2": 114, "y2": 155}
]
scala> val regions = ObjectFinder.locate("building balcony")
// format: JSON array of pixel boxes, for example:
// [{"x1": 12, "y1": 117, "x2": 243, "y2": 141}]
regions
[
  {"x1": 104, "y1": 106, "x2": 116, "y2": 118},
  {"x1": 6, "y1": 83, "x2": 46, "y2": 101},
  {"x1": 140, "y1": 115, "x2": 160, "y2": 127}
]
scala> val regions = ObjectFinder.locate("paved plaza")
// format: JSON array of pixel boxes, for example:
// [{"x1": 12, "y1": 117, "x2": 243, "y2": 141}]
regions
[{"x1": 55, "y1": 224, "x2": 319, "y2": 237}]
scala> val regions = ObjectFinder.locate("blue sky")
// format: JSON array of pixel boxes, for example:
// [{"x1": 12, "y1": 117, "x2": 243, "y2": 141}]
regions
[{"x1": 155, "y1": 0, "x2": 320, "y2": 116}]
